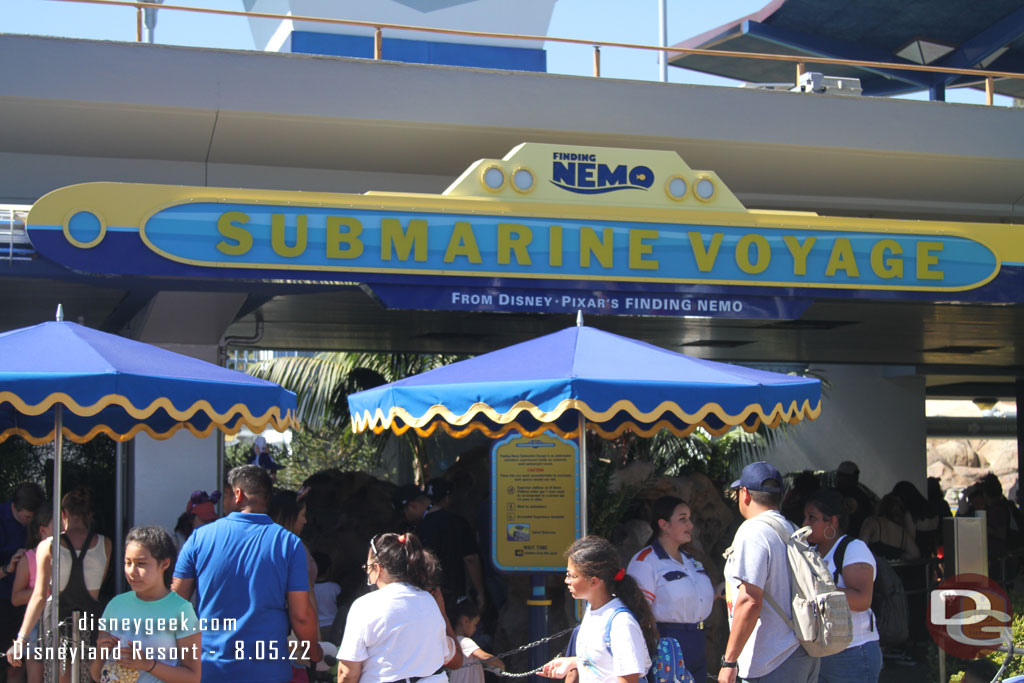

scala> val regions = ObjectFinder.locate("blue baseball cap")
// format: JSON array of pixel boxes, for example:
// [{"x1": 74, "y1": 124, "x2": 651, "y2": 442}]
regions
[{"x1": 730, "y1": 461, "x2": 783, "y2": 493}]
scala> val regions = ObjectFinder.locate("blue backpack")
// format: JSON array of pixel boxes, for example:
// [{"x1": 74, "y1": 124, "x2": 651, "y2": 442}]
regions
[{"x1": 603, "y1": 608, "x2": 696, "y2": 683}]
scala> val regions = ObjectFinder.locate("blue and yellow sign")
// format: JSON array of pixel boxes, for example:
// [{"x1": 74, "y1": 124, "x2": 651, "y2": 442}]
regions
[
  {"x1": 25, "y1": 143, "x2": 1024, "y2": 304},
  {"x1": 491, "y1": 433, "x2": 581, "y2": 572}
]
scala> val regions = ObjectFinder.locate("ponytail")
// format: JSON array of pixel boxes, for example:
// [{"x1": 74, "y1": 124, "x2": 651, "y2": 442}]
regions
[
  {"x1": 27, "y1": 503, "x2": 52, "y2": 548},
  {"x1": 370, "y1": 532, "x2": 441, "y2": 592},
  {"x1": 61, "y1": 487, "x2": 93, "y2": 527},
  {"x1": 646, "y1": 495, "x2": 687, "y2": 546},
  {"x1": 613, "y1": 572, "x2": 660, "y2": 657},
  {"x1": 567, "y1": 536, "x2": 659, "y2": 656}
]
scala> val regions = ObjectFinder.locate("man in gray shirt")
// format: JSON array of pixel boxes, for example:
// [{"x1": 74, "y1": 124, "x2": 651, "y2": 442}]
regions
[{"x1": 719, "y1": 462, "x2": 819, "y2": 683}]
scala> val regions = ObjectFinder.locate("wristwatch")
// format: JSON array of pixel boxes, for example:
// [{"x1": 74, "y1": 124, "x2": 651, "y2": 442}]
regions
[{"x1": 720, "y1": 657, "x2": 738, "y2": 668}]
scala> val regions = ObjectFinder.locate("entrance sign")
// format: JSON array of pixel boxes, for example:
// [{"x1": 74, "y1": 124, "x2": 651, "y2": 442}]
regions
[
  {"x1": 491, "y1": 433, "x2": 581, "y2": 572},
  {"x1": 368, "y1": 283, "x2": 813, "y2": 319},
  {"x1": 26, "y1": 143, "x2": 1024, "y2": 303},
  {"x1": 140, "y1": 206, "x2": 995, "y2": 290}
]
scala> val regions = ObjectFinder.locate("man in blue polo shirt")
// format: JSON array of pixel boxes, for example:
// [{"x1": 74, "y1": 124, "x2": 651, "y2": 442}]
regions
[{"x1": 172, "y1": 465, "x2": 321, "y2": 682}]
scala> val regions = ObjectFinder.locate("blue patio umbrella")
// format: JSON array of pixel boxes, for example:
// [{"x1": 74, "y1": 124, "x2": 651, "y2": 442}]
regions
[
  {"x1": 349, "y1": 320, "x2": 820, "y2": 529},
  {"x1": 348, "y1": 323, "x2": 821, "y2": 441},
  {"x1": 0, "y1": 319, "x2": 296, "y2": 444},
  {"x1": 0, "y1": 310, "x2": 296, "y2": 677},
  {"x1": 348, "y1": 319, "x2": 820, "y2": 662}
]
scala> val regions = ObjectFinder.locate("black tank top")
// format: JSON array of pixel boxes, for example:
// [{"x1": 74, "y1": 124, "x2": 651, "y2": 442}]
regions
[{"x1": 56, "y1": 531, "x2": 103, "y2": 617}]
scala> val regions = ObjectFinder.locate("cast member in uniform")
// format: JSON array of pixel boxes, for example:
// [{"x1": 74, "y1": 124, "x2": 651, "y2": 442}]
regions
[
  {"x1": 628, "y1": 496, "x2": 714, "y2": 683},
  {"x1": 337, "y1": 532, "x2": 461, "y2": 683},
  {"x1": 803, "y1": 490, "x2": 881, "y2": 683},
  {"x1": 541, "y1": 536, "x2": 656, "y2": 683}
]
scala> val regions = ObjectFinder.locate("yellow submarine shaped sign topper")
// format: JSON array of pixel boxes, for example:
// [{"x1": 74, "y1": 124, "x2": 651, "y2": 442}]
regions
[{"x1": 26, "y1": 143, "x2": 1016, "y2": 293}]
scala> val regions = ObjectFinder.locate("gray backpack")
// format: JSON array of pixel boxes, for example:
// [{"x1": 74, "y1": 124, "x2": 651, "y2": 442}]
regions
[{"x1": 759, "y1": 514, "x2": 854, "y2": 657}]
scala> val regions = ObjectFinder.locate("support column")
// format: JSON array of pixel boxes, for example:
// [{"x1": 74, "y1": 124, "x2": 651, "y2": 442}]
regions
[
  {"x1": 528, "y1": 574, "x2": 550, "y2": 683},
  {"x1": 1017, "y1": 379, "x2": 1023, "y2": 507},
  {"x1": 127, "y1": 291, "x2": 247, "y2": 531}
]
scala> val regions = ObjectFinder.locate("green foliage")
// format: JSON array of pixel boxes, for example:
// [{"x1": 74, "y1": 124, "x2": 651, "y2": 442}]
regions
[
  {"x1": 655, "y1": 427, "x2": 766, "y2": 481},
  {"x1": 583, "y1": 426, "x2": 762, "y2": 538},
  {"x1": 245, "y1": 351, "x2": 461, "y2": 430},
  {"x1": 225, "y1": 424, "x2": 393, "y2": 490},
  {"x1": 596, "y1": 426, "x2": 767, "y2": 484},
  {"x1": 0, "y1": 435, "x2": 116, "y2": 536},
  {"x1": 586, "y1": 455, "x2": 647, "y2": 540},
  {"x1": 283, "y1": 424, "x2": 392, "y2": 487},
  {"x1": 0, "y1": 437, "x2": 44, "y2": 499},
  {"x1": 243, "y1": 350, "x2": 461, "y2": 484}
]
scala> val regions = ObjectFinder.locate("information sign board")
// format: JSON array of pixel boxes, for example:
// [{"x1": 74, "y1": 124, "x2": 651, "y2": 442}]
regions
[{"x1": 491, "y1": 432, "x2": 581, "y2": 572}]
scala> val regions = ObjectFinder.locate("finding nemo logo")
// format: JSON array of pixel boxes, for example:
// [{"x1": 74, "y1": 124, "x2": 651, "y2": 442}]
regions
[{"x1": 550, "y1": 152, "x2": 654, "y2": 195}]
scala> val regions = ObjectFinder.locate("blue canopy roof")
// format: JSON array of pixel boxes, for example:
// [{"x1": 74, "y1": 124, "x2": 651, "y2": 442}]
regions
[
  {"x1": 668, "y1": 0, "x2": 1024, "y2": 99},
  {"x1": 348, "y1": 325, "x2": 820, "y2": 439},
  {"x1": 0, "y1": 320, "x2": 296, "y2": 444}
]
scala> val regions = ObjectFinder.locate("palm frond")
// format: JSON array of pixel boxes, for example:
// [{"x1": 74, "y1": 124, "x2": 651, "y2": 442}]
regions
[{"x1": 247, "y1": 353, "x2": 353, "y2": 429}]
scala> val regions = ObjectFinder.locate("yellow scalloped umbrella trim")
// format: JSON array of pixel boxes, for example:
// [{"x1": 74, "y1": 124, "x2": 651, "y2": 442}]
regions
[
  {"x1": 0, "y1": 390, "x2": 297, "y2": 445},
  {"x1": 0, "y1": 410, "x2": 297, "y2": 446},
  {"x1": 351, "y1": 397, "x2": 821, "y2": 435},
  {"x1": 0, "y1": 391, "x2": 295, "y2": 424},
  {"x1": 366, "y1": 411, "x2": 802, "y2": 440}
]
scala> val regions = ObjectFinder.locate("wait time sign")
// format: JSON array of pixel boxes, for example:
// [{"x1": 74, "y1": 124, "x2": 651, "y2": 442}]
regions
[{"x1": 491, "y1": 433, "x2": 581, "y2": 572}]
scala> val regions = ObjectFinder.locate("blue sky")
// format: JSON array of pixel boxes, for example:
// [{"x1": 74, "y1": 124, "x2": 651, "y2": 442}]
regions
[{"x1": 0, "y1": 0, "x2": 1002, "y2": 104}]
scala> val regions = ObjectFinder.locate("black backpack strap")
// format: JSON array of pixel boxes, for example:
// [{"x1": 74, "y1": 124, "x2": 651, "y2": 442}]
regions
[
  {"x1": 75, "y1": 530, "x2": 97, "y2": 562},
  {"x1": 832, "y1": 535, "x2": 853, "y2": 584}
]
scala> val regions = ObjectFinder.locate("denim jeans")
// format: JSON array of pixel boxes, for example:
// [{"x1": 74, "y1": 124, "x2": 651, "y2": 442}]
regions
[
  {"x1": 817, "y1": 641, "x2": 883, "y2": 683},
  {"x1": 742, "y1": 646, "x2": 820, "y2": 683}
]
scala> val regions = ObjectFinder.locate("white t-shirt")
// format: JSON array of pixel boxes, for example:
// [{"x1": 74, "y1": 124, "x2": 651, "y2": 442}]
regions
[
  {"x1": 314, "y1": 581, "x2": 341, "y2": 628},
  {"x1": 823, "y1": 536, "x2": 879, "y2": 649},
  {"x1": 449, "y1": 636, "x2": 484, "y2": 683},
  {"x1": 338, "y1": 582, "x2": 456, "y2": 683},
  {"x1": 575, "y1": 598, "x2": 651, "y2": 683},
  {"x1": 627, "y1": 543, "x2": 714, "y2": 624},
  {"x1": 724, "y1": 510, "x2": 800, "y2": 679}
]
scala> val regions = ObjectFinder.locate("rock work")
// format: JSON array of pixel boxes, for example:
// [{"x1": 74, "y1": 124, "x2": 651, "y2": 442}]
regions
[{"x1": 927, "y1": 438, "x2": 1018, "y2": 499}]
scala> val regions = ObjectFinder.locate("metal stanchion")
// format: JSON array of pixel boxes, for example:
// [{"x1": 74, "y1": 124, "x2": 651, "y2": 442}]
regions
[
  {"x1": 71, "y1": 610, "x2": 82, "y2": 681},
  {"x1": 527, "y1": 575, "x2": 550, "y2": 683}
]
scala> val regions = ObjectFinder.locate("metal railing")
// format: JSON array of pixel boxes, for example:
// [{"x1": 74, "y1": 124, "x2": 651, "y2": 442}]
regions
[
  {"x1": 0, "y1": 205, "x2": 33, "y2": 263},
  {"x1": 54, "y1": 0, "x2": 1024, "y2": 106}
]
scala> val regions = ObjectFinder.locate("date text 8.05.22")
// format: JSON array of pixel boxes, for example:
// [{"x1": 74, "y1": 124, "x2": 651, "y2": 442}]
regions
[{"x1": 230, "y1": 640, "x2": 311, "y2": 661}]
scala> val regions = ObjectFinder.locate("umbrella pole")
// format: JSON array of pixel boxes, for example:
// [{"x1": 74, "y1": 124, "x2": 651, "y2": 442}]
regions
[
  {"x1": 114, "y1": 441, "x2": 125, "y2": 594},
  {"x1": 578, "y1": 412, "x2": 587, "y2": 535},
  {"x1": 49, "y1": 405, "x2": 62, "y2": 683}
]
